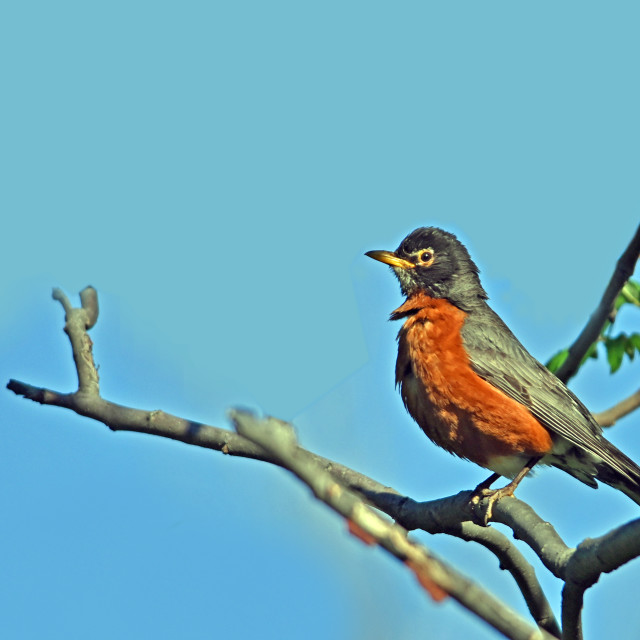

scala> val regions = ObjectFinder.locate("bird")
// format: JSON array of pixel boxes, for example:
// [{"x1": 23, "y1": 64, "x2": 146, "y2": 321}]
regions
[{"x1": 366, "y1": 226, "x2": 640, "y2": 518}]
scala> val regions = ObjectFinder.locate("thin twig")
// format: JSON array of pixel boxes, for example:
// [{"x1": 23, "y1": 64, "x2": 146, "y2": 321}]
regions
[
  {"x1": 51, "y1": 286, "x2": 100, "y2": 394},
  {"x1": 555, "y1": 224, "x2": 640, "y2": 383},
  {"x1": 593, "y1": 388, "x2": 640, "y2": 427}
]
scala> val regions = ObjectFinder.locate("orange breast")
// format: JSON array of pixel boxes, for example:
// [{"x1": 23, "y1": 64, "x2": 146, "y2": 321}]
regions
[{"x1": 394, "y1": 294, "x2": 553, "y2": 469}]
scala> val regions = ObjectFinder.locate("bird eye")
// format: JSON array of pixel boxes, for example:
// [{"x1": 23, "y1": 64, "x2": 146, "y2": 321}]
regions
[{"x1": 417, "y1": 250, "x2": 434, "y2": 266}]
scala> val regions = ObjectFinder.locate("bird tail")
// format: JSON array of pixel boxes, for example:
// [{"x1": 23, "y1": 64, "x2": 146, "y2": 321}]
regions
[{"x1": 594, "y1": 440, "x2": 640, "y2": 506}]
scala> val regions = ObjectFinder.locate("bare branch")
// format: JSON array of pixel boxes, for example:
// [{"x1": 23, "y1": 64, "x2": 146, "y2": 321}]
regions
[
  {"x1": 51, "y1": 287, "x2": 73, "y2": 313},
  {"x1": 555, "y1": 224, "x2": 640, "y2": 383},
  {"x1": 593, "y1": 387, "x2": 640, "y2": 427},
  {"x1": 392, "y1": 490, "x2": 572, "y2": 582},
  {"x1": 561, "y1": 581, "x2": 584, "y2": 640},
  {"x1": 231, "y1": 411, "x2": 556, "y2": 640},
  {"x1": 561, "y1": 518, "x2": 640, "y2": 640},
  {"x1": 51, "y1": 285, "x2": 101, "y2": 394},
  {"x1": 10, "y1": 286, "x2": 640, "y2": 639},
  {"x1": 79, "y1": 286, "x2": 99, "y2": 329},
  {"x1": 438, "y1": 519, "x2": 561, "y2": 637},
  {"x1": 489, "y1": 499, "x2": 574, "y2": 580},
  {"x1": 8, "y1": 372, "x2": 561, "y2": 634},
  {"x1": 8, "y1": 288, "x2": 566, "y2": 635}
]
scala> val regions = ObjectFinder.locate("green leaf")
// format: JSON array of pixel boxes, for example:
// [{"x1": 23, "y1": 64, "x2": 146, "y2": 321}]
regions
[
  {"x1": 614, "y1": 292, "x2": 628, "y2": 311},
  {"x1": 605, "y1": 334, "x2": 627, "y2": 373},
  {"x1": 623, "y1": 280, "x2": 640, "y2": 306},
  {"x1": 545, "y1": 286, "x2": 640, "y2": 376},
  {"x1": 580, "y1": 341, "x2": 599, "y2": 364},
  {"x1": 546, "y1": 349, "x2": 569, "y2": 373},
  {"x1": 613, "y1": 280, "x2": 640, "y2": 312},
  {"x1": 630, "y1": 333, "x2": 640, "y2": 353},
  {"x1": 625, "y1": 341, "x2": 636, "y2": 360}
]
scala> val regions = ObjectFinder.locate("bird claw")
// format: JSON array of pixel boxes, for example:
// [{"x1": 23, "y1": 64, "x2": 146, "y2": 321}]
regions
[{"x1": 471, "y1": 485, "x2": 516, "y2": 525}]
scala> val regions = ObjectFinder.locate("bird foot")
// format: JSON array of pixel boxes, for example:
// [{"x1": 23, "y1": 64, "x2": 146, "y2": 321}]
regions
[{"x1": 471, "y1": 484, "x2": 516, "y2": 524}]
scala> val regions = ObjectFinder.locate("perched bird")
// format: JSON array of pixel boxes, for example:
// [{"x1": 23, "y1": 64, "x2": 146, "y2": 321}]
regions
[{"x1": 366, "y1": 227, "x2": 640, "y2": 516}]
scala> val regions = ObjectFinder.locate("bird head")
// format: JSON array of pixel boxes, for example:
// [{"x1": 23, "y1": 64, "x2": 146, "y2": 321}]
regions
[{"x1": 366, "y1": 227, "x2": 487, "y2": 309}]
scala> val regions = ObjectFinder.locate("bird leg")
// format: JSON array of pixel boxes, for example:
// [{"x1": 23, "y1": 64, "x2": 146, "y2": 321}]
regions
[
  {"x1": 473, "y1": 472, "x2": 501, "y2": 493},
  {"x1": 471, "y1": 457, "x2": 541, "y2": 523}
]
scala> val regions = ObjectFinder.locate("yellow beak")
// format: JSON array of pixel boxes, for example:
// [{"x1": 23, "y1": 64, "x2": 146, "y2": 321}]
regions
[{"x1": 365, "y1": 250, "x2": 415, "y2": 269}]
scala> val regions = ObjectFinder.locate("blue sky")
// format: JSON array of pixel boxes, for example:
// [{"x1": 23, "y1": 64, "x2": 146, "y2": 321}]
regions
[{"x1": 2, "y1": 2, "x2": 640, "y2": 638}]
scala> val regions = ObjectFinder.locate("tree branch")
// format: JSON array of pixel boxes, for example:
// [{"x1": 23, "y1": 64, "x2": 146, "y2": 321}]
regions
[
  {"x1": 555, "y1": 224, "x2": 640, "y2": 383},
  {"x1": 9, "y1": 286, "x2": 640, "y2": 638},
  {"x1": 560, "y1": 581, "x2": 585, "y2": 640},
  {"x1": 593, "y1": 387, "x2": 640, "y2": 427},
  {"x1": 560, "y1": 518, "x2": 640, "y2": 640},
  {"x1": 8, "y1": 369, "x2": 561, "y2": 634},
  {"x1": 52, "y1": 286, "x2": 100, "y2": 394},
  {"x1": 436, "y1": 519, "x2": 560, "y2": 636},
  {"x1": 8, "y1": 287, "x2": 566, "y2": 635},
  {"x1": 230, "y1": 411, "x2": 556, "y2": 640}
]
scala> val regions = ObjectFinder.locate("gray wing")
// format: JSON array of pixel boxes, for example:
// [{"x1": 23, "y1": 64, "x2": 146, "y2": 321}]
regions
[{"x1": 460, "y1": 303, "x2": 639, "y2": 482}]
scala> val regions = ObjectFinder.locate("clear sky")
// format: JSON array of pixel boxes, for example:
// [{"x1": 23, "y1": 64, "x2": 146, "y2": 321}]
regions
[{"x1": 2, "y1": 2, "x2": 640, "y2": 639}]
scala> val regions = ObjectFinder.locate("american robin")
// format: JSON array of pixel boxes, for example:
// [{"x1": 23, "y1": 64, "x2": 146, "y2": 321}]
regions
[{"x1": 366, "y1": 226, "x2": 640, "y2": 517}]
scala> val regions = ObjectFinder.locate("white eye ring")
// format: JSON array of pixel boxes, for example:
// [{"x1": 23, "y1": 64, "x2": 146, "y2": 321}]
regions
[{"x1": 417, "y1": 250, "x2": 434, "y2": 266}]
